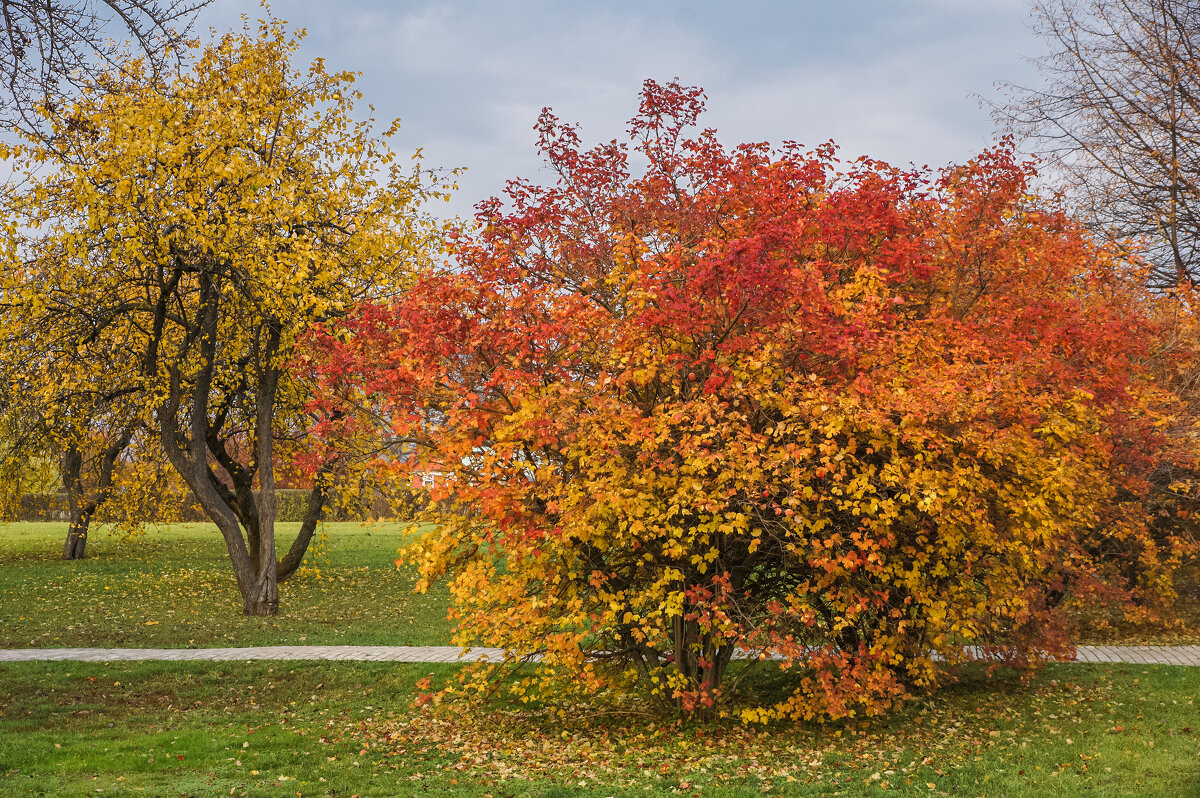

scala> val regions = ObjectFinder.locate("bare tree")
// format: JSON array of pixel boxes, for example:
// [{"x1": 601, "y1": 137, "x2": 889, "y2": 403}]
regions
[
  {"x1": 0, "y1": 0, "x2": 209, "y2": 132},
  {"x1": 998, "y1": 0, "x2": 1200, "y2": 290}
]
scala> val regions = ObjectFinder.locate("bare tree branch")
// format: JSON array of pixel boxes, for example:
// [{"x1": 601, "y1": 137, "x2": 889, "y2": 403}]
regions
[
  {"x1": 997, "y1": 0, "x2": 1200, "y2": 290},
  {"x1": 0, "y1": 0, "x2": 209, "y2": 134}
]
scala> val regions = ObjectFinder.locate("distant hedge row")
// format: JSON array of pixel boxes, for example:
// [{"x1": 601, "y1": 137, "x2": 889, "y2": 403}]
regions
[{"x1": 7, "y1": 488, "x2": 421, "y2": 523}]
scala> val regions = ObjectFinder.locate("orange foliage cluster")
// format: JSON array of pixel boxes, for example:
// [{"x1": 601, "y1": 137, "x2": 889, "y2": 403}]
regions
[{"x1": 309, "y1": 81, "x2": 1195, "y2": 721}]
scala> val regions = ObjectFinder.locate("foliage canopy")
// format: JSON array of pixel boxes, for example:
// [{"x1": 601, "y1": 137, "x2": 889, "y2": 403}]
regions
[
  {"x1": 0, "y1": 19, "x2": 445, "y2": 613},
  {"x1": 311, "y1": 81, "x2": 1189, "y2": 720}
]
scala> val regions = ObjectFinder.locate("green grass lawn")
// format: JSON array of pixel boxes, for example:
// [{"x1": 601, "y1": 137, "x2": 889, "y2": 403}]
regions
[
  {"x1": 0, "y1": 521, "x2": 454, "y2": 648},
  {"x1": 0, "y1": 660, "x2": 1195, "y2": 796},
  {"x1": 1, "y1": 520, "x2": 1198, "y2": 796}
]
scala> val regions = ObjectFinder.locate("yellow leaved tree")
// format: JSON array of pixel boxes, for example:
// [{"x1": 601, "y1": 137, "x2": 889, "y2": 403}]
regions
[{"x1": 0, "y1": 18, "x2": 445, "y2": 613}]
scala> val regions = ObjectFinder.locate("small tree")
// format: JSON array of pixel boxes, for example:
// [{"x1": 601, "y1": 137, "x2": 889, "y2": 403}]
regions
[
  {"x1": 313, "y1": 82, "x2": 1182, "y2": 720},
  {"x1": 1, "y1": 19, "x2": 444, "y2": 614},
  {"x1": 0, "y1": 0, "x2": 209, "y2": 555},
  {"x1": 57, "y1": 421, "x2": 136, "y2": 560},
  {"x1": 0, "y1": 317, "x2": 132, "y2": 556}
]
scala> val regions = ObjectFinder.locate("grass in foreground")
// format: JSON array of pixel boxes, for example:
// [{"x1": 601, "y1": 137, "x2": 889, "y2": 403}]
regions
[
  {"x1": 1, "y1": 520, "x2": 1198, "y2": 796},
  {"x1": 0, "y1": 521, "x2": 454, "y2": 648},
  {"x1": 0, "y1": 660, "x2": 1195, "y2": 796}
]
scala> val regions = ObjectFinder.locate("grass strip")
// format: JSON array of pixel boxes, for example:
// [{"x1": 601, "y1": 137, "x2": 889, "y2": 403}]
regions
[
  {"x1": 0, "y1": 660, "x2": 1195, "y2": 796},
  {"x1": 0, "y1": 522, "x2": 453, "y2": 648}
]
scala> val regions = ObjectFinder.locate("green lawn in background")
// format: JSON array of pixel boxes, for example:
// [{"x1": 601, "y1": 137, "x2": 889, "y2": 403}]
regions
[
  {"x1": 0, "y1": 521, "x2": 454, "y2": 648},
  {"x1": 3, "y1": 521, "x2": 1196, "y2": 651}
]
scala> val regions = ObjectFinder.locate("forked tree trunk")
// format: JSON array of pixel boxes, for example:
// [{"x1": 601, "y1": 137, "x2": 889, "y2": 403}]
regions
[
  {"x1": 155, "y1": 288, "x2": 329, "y2": 616},
  {"x1": 60, "y1": 427, "x2": 133, "y2": 561},
  {"x1": 62, "y1": 506, "x2": 94, "y2": 560},
  {"x1": 153, "y1": 277, "x2": 335, "y2": 615},
  {"x1": 670, "y1": 592, "x2": 734, "y2": 720}
]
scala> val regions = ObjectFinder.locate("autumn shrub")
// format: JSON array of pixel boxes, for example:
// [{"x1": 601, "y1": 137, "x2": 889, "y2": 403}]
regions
[{"x1": 309, "y1": 81, "x2": 1187, "y2": 721}]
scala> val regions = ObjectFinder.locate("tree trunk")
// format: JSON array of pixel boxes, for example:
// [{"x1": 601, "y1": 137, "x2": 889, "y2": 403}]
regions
[
  {"x1": 278, "y1": 468, "x2": 331, "y2": 582},
  {"x1": 61, "y1": 445, "x2": 88, "y2": 560},
  {"x1": 669, "y1": 585, "x2": 733, "y2": 720},
  {"x1": 202, "y1": 494, "x2": 278, "y2": 617},
  {"x1": 59, "y1": 424, "x2": 134, "y2": 561},
  {"x1": 247, "y1": 318, "x2": 282, "y2": 612},
  {"x1": 62, "y1": 507, "x2": 91, "y2": 560},
  {"x1": 240, "y1": 563, "x2": 279, "y2": 616}
]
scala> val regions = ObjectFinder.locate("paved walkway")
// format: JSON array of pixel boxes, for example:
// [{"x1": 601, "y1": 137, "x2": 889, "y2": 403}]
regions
[
  {"x1": 0, "y1": 644, "x2": 1198, "y2": 665},
  {"x1": 0, "y1": 645, "x2": 508, "y2": 663}
]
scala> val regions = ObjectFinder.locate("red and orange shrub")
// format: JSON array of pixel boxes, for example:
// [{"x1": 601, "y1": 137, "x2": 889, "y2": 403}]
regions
[{"x1": 308, "y1": 81, "x2": 1191, "y2": 721}]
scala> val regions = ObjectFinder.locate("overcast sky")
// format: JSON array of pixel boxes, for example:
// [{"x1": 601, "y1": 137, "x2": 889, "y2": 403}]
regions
[{"x1": 197, "y1": 1, "x2": 1047, "y2": 220}]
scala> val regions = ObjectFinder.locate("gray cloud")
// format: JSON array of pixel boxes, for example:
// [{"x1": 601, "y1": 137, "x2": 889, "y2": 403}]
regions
[{"x1": 201, "y1": 0, "x2": 1044, "y2": 219}]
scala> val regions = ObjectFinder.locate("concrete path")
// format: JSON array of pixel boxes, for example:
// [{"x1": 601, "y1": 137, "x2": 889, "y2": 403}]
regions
[
  {"x1": 1072, "y1": 644, "x2": 1200, "y2": 666},
  {"x1": 0, "y1": 644, "x2": 1198, "y2": 665},
  {"x1": 0, "y1": 645, "x2": 507, "y2": 663}
]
